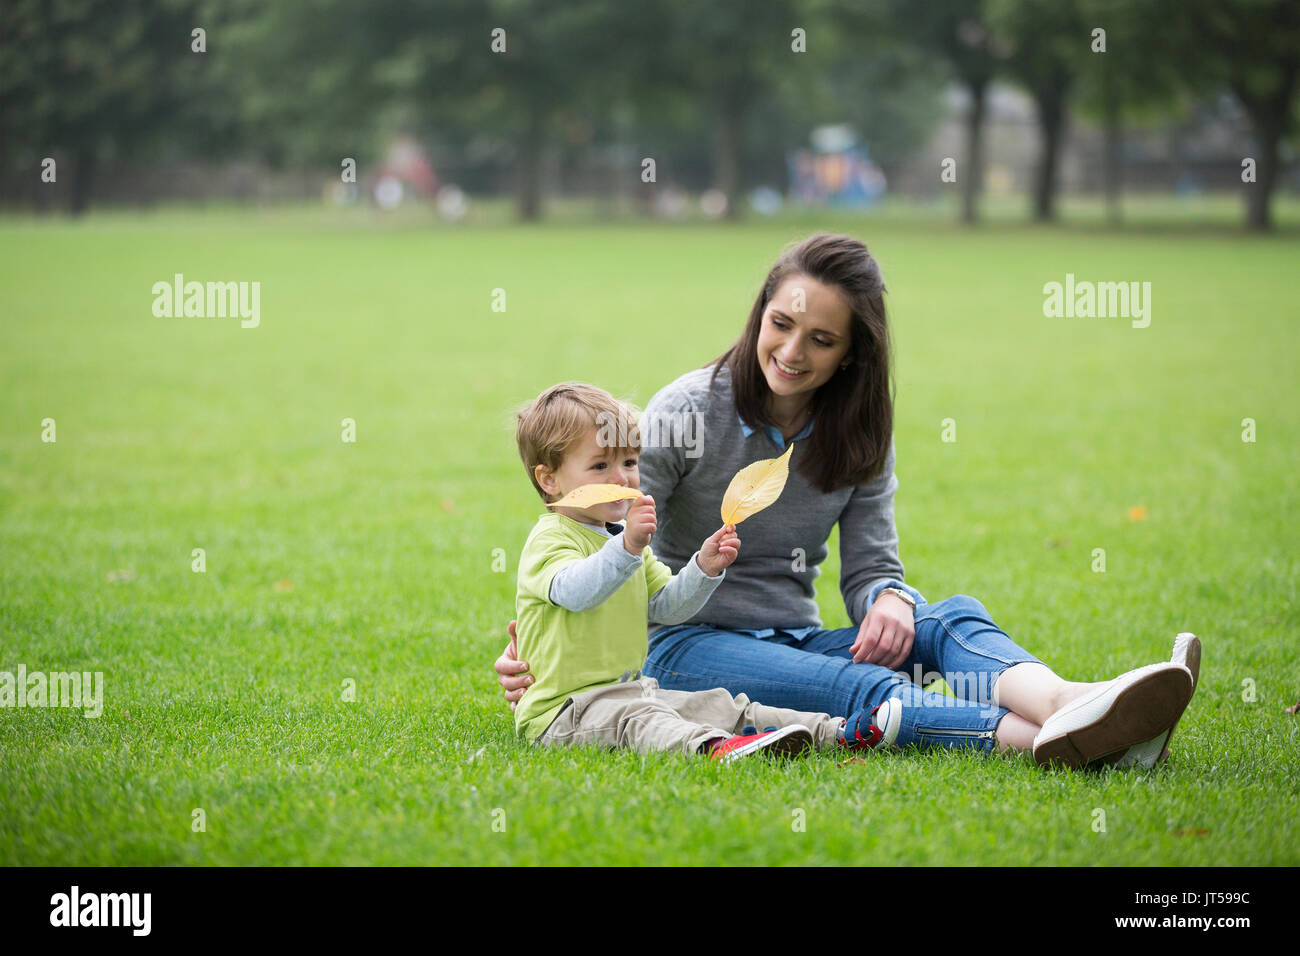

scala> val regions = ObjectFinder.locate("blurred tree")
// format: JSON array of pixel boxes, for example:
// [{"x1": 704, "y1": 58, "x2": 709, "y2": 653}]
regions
[
  {"x1": 816, "y1": 2, "x2": 947, "y2": 177},
  {"x1": 1074, "y1": 0, "x2": 1188, "y2": 225},
  {"x1": 883, "y1": 0, "x2": 1005, "y2": 223},
  {"x1": 438, "y1": 0, "x2": 647, "y2": 221},
  {"x1": 1172, "y1": 0, "x2": 1300, "y2": 231},
  {"x1": 987, "y1": 0, "x2": 1088, "y2": 222},
  {"x1": 209, "y1": 0, "x2": 452, "y2": 170},
  {"x1": 0, "y1": 0, "x2": 230, "y2": 214},
  {"x1": 607, "y1": 0, "x2": 943, "y2": 215},
  {"x1": 205, "y1": 1, "x2": 639, "y2": 219},
  {"x1": 652, "y1": 0, "x2": 807, "y2": 220}
]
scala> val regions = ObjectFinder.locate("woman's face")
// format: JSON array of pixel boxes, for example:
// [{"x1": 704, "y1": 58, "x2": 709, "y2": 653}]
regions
[{"x1": 755, "y1": 274, "x2": 853, "y2": 404}]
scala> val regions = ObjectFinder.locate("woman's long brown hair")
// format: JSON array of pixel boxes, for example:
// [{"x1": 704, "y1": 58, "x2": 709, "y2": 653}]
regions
[{"x1": 710, "y1": 233, "x2": 894, "y2": 493}]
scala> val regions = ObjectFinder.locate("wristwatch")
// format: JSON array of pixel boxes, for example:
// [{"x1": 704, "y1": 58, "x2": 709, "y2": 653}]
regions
[{"x1": 879, "y1": 587, "x2": 916, "y2": 611}]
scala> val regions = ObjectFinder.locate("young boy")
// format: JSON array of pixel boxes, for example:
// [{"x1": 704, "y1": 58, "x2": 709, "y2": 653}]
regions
[{"x1": 512, "y1": 381, "x2": 897, "y2": 761}]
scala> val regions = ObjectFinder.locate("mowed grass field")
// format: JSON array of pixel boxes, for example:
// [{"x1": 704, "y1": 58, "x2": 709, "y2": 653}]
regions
[{"x1": 1, "y1": 202, "x2": 1297, "y2": 865}]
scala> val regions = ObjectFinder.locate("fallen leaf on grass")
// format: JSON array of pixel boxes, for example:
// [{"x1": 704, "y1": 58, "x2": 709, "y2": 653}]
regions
[
  {"x1": 1171, "y1": 827, "x2": 1209, "y2": 837},
  {"x1": 273, "y1": 579, "x2": 294, "y2": 592},
  {"x1": 1127, "y1": 505, "x2": 1148, "y2": 522},
  {"x1": 545, "y1": 484, "x2": 642, "y2": 509},
  {"x1": 720, "y1": 443, "x2": 795, "y2": 525}
]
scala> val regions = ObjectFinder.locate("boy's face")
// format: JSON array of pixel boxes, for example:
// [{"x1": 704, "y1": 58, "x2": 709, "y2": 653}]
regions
[{"x1": 536, "y1": 426, "x2": 640, "y2": 526}]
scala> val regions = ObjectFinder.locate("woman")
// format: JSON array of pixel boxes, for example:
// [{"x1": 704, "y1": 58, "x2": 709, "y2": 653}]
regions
[{"x1": 496, "y1": 233, "x2": 1199, "y2": 768}]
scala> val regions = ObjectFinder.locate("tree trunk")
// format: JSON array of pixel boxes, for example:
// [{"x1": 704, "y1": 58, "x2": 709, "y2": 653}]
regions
[
  {"x1": 515, "y1": 111, "x2": 546, "y2": 222},
  {"x1": 35, "y1": 163, "x2": 54, "y2": 216},
  {"x1": 962, "y1": 77, "x2": 987, "y2": 225},
  {"x1": 70, "y1": 146, "x2": 96, "y2": 216},
  {"x1": 1167, "y1": 122, "x2": 1187, "y2": 196},
  {"x1": 1244, "y1": 117, "x2": 1280, "y2": 232},
  {"x1": 1102, "y1": 80, "x2": 1123, "y2": 227},
  {"x1": 1233, "y1": 45, "x2": 1298, "y2": 233},
  {"x1": 713, "y1": 106, "x2": 743, "y2": 221},
  {"x1": 1033, "y1": 90, "x2": 1066, "y2": 222}
]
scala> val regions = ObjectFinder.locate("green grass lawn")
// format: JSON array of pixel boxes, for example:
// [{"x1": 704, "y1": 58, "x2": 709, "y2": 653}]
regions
[{"x1": 1, "y1": 200, "x2": 1297, "y2": 865}]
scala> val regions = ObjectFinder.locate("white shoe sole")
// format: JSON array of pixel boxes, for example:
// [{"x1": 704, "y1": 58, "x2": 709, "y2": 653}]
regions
[
  {"x1": 1108, "y1": 633, "x2": 1201, "y2": 769},
  {"x1": 718, "y1": 724, "x2": 814, "y2": 763},
  {"x1": 1033, "y1": 661, "x2": 1193, "y2": 769}
]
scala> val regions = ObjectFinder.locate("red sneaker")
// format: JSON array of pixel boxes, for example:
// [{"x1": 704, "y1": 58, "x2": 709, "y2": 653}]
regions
[{"x1": 710, "y1": 725, "x2": 814, "y2": 763}]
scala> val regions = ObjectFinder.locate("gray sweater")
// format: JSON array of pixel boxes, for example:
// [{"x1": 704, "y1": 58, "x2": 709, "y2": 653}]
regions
[{"x1": 638, "y1": 364, "x2": 924, "y2": 633}]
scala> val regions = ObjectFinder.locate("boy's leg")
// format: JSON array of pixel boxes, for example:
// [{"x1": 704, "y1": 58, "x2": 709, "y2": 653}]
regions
[
  {"x1": 649, "y1": 682, "x2": 845, "y2": 749},
  {"x1": 535, "y1": 681, "x2": 731, "y2": 756}
]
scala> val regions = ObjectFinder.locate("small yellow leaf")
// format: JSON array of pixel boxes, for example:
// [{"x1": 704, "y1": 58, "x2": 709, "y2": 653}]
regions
[
  {"x1": 546, "y1": 484, "x2": 642, "y2": 509},
  {"x1": 720, "y1": 443, "x2": 795, "y2": 525},
  {"x1": 1127, "y1": 505, "x2": 1148, "y2": 522}
]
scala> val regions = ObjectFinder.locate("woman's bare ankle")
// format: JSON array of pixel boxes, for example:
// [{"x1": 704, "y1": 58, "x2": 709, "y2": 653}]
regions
[
  {"x1": 994, "y1": 712, "x2": 1040, "y2": 753},
  {"x1": 1052, "y1": 679, "x2": 1107, "y2": 714}
]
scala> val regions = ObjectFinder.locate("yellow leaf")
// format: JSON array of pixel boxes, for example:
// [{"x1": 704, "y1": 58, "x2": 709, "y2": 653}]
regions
[
  {"x1": 1127, "y1": 505, "x2": 1148, "y2": 522},
  {"x1": 546, "y1": 484, "x2": 642, "y2": 509},
  {"x1": 720, "y1": 443, "x2": 795, "y2": 525}
]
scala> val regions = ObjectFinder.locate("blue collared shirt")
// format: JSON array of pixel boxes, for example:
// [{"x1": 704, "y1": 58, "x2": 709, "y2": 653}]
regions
[{"x1": 737, "y1": 410, "x2": 814, "y2": 451}]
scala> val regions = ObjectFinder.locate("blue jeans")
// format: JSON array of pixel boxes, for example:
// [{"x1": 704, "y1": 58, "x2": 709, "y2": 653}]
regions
[{"x1": 643, "y1": 594, "x2": 1045, "y2": 754}]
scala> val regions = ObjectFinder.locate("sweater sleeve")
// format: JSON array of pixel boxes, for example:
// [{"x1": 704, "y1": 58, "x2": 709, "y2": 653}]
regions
[
  {"x1": 647, "y1": 552, "x2": 725, "y2": 625},
  {"x1": 838, "y1": 437, "x2": 926, "y2": 626},
  {"x1": 546, "y1": 532, "x2": 644, "y2": 612}
]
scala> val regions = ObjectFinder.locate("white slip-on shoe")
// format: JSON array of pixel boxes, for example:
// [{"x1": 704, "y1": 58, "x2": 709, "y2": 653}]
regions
[
  {"x1": 1033, "y1": 661, "x2": 1194, "y2": 769},
  {"x1": 1105, "y1": 633, "x2": 1201, "y2": 769}
]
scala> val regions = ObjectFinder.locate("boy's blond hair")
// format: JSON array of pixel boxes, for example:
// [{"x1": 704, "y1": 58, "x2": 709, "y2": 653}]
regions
[{"x1": 515, "y1": 382, "x2": 641, "y2": 502}]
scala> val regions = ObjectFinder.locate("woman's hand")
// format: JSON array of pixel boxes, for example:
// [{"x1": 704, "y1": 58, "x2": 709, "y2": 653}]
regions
[
  {"x1": 850, "y1": 592, "x2": 916, "y2": 670},
  {"x1": 494, "y1": 621, "x2": 533, "y2": 711},
  {"x1": 697, "y1": 524, "x2": 740, "y2": 577}
]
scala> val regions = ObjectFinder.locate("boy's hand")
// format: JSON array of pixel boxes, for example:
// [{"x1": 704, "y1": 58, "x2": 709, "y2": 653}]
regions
[
  {"x1": 697, "y1": 524, "x2": 740, "y2": 577},
  {"x1": 623, "y1": 495, "x2": 656, "y2": 555}
]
